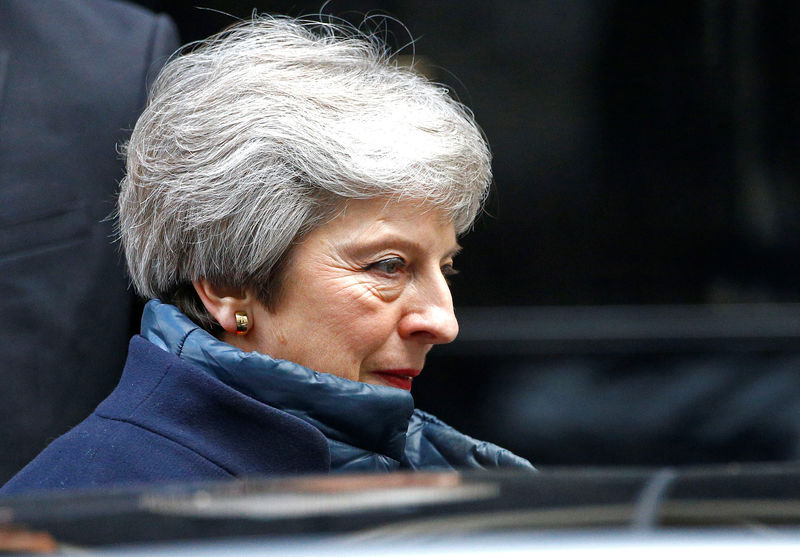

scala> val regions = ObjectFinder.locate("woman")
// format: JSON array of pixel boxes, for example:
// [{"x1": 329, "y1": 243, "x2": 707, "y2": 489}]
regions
[{"x1": 1, "y1": 16, "x2": 532, "y2": 494}]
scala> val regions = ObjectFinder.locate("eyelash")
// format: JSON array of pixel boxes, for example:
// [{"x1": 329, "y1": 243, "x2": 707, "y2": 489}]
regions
[
  {"x1": 367, "y1": 257, "x2": 406, "y2": 275},
  {"x1": 365, "y1": 258, "x2": 459, "y2": 281},
  {"x1": 441, "y1": 263, "x2": 459, "y2": 285},
  {"x1": 441, "y1": 263, "x2": 459, "y2": 278}
]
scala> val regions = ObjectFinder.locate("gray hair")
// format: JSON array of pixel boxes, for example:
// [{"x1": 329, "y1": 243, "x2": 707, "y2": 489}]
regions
[{"x1": 118, "y1": 15, "x2": 492, "y2": 330}]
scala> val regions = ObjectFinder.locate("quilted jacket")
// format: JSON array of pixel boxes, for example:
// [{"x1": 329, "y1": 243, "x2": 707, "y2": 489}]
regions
[{"x1": 1, "y1": 301, "x2": 532, "y2": 495}]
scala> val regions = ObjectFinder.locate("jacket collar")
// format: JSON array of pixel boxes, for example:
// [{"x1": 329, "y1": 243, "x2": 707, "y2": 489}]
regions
[{"x1": 141, "y1": 300, "x2": 413, "y2": 461}]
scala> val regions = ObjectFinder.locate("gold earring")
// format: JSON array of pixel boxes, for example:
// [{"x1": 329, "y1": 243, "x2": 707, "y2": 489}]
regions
[{"x1": 234, "y1": 311, "x2": 250, "y2": 335}]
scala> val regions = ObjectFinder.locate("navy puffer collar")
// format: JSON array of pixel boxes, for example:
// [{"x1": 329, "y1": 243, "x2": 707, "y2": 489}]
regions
[
  {"x1": 142, "y1": 300, "x2": 412, "y2": 470},
  {"x1": 141, "y1": 300, "x2": 535, "y2": 472}
]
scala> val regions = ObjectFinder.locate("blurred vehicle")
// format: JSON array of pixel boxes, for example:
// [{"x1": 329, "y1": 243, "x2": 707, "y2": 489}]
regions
[{"x1": 5, "y1": 463, "x2": 800, "y2": 554}]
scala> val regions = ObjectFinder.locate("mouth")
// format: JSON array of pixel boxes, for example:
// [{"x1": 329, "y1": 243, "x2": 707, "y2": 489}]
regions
[{"x1": 371, "y1": 369, "x2": 421, "y2": 391}]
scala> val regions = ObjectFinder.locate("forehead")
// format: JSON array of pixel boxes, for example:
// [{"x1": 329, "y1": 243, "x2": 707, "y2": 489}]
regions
[
  {"x1": 309, "y1": 197, "x2": 458, "y2": 254},
  {"x1": 341, "y1": 197, "x2": 451, "y2": 224}
]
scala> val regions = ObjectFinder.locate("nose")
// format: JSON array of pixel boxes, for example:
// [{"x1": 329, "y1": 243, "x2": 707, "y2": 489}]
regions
[{"x1": 398, "y1": 272, "x2": 459, "y2": 345}]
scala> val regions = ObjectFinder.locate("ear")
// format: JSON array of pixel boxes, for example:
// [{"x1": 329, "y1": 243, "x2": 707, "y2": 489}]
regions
[{"x1": 192, "y1": 279, "x2": 256, "y2": 335}]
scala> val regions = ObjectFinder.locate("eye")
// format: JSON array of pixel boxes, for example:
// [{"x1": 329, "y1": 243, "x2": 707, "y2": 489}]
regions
[
  {"x1": 367, "y1": 257, "x2": 406, "y2": 275},
  {"x1": 441, "y1": 263, "x2": 459, "y2": 277},
  {"x1": 441, "y1": 263, "x2": 459, "y2": 284}
]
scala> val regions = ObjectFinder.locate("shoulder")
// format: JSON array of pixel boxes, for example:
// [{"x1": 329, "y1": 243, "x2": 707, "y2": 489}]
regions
[
  {"x1": 102, "y1": 336, "x2": 332, "y2": 480},
  {"x1": 1, "y1": 0, "x2": 177, "y2": 46},
  {"x1": 0, "y1": 341, "x2": 231, "y2": 496},
  {"x1": 1, "y1": 0, "x2": 178, "y2": 54},
  {"x1": 1, "y1": 0, "x2": 179, "y2": 102},
  {"x1": 1, "y1": 337, "x2": 331, "y2": 496},
  {"x1": 67, "y1": 0, "x2": 180, "y2": 64},
  {"x1": 0, "y1": 413, "x2": 232, "y2": 496}
]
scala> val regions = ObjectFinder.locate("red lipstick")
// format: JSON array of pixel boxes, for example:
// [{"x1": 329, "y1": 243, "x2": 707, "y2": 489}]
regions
[{"x1": 372, "y1": 369, "x2": 421, "y2": 391}]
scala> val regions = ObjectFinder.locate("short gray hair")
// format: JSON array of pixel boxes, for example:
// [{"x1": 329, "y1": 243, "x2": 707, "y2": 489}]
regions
[{"x1": 118, "y1": 15, "x2": 492, "y2": 330}]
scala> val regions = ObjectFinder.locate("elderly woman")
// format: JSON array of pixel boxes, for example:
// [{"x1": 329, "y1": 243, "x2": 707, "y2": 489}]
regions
[{"x1": 1, "y1": 16, "x2": 532, "y2": 494}]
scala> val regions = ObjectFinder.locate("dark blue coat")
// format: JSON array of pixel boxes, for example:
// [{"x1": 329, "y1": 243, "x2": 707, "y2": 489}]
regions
[
  {"x1": 1, "y1": 336, "x2": 331, "y2": 494},
  {"x1": 1, "y1": 301, "x2": 533, "y2": 495}
]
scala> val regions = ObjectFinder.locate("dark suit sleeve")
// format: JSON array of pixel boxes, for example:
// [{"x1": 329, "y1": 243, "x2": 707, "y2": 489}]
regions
[{"x1": 0, "y1": 0, "x2": 179, "y2": 484}]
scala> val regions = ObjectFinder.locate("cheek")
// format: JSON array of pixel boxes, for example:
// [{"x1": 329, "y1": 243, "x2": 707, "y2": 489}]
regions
[
  {"x1": 320, "y1": 287, "x2": 381, "y2": 333},
  {"x1": 312, "y1": 280, "x2": 397, "y2": 349}
]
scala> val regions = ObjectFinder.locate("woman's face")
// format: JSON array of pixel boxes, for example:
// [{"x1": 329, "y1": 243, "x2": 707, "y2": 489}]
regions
[{"x1": 237, "y1": 198, "x2": 460, "y2": 390}]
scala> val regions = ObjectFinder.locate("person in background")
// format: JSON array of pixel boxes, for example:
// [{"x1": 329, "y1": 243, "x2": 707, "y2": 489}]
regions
[
  {"x1": 1, "y1": 15, "x2": 533, "y2": 494},
  {"x1": 0, "y1": 0, "x2": 178, "y2": 484}
]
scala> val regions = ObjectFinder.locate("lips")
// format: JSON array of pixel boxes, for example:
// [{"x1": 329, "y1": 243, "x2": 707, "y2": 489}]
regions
[{"x1": 372, "y1": 369, "x2": 421, "y2": 391}]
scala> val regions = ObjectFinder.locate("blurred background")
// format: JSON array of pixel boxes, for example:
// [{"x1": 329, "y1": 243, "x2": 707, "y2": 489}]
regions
[
  {"x1": 134, "y1": 0, "x2": 800, "y2": 467},
  {"x1": 136, "y1": 0, "x2": 800, "y2": 309},
  {"x1": 5, "y1": 0, "x2": 800, "y2": 479}
]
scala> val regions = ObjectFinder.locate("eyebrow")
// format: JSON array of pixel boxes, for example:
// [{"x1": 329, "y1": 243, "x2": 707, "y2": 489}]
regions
[
  {"x1": 340, "y1": 235, "x2": 462, "y2": 260},
  {"x1": 448, "y1": 243, "x2": 463, "y2": 258}
]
